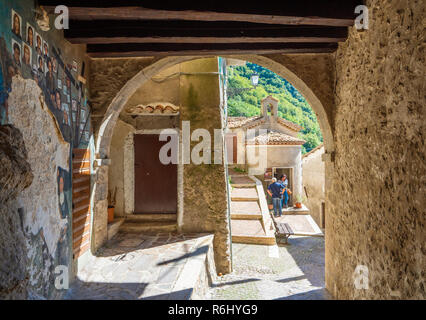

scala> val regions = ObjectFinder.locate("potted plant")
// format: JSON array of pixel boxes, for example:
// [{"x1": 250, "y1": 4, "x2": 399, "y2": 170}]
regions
[
  {"x1": 294, "y1": 194, "x2": 305, "y2": 209},
  {"x1": 107, "y1": 187, "x2": 117, "y2": 223}
]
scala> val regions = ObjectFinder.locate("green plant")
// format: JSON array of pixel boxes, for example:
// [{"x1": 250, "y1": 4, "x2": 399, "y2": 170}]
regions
[{"x1": 233, "y1": 166, "x2": 246, "y2": 173}]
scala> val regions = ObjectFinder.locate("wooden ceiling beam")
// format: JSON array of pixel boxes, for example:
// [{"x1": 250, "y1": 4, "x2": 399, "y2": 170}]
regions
[
  {"x1": 43, "y1": 4, "x2": 356, "y2": 27},
  {"x1": 86, "y1": 42, "x2": 339, "y2": 58},
  {"x1": 64, "y1": 22, "x2": 347, "y2": 44}
]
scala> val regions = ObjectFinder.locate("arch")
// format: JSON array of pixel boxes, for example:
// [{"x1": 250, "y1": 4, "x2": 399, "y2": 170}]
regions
[{"x1": 95, "y1": 55, "x2": 334, "y2": 160}]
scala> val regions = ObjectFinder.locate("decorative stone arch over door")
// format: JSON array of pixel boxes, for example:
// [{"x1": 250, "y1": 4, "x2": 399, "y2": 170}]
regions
[{"x1": 91, "y1": 55, "x2": 335, "y2": 270}]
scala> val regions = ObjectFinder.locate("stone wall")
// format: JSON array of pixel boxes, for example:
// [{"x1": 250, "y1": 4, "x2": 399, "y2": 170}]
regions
[
  {"x1": 0, "y1": 124, "x2": 33, "y2": 299},
  {"x1": 326, "y1": 0, "x2": 425, "y2": 299},
  {"x1": 0, "y1": 1, "x2": 92, "y2": 298},
  {"x1": 302, "y1": 145, "x2": 325, "y2": 227}
]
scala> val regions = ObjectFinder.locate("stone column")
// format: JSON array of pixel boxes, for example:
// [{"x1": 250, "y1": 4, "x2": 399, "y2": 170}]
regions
[{"x1": 92, "y1": 159, "x2": 110, "y2": 252}]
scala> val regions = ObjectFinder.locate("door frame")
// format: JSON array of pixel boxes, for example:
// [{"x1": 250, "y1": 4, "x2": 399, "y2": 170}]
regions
[
  {"x1": 272, "y1": 166, "x2": 294, "y2": 205},
  {"x1": 123, "y1": 129, "x2": 183, "y2": 229}
]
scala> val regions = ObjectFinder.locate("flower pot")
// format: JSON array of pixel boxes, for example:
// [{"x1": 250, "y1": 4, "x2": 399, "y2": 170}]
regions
[
  {"x1": 108, "y1": 206, "x2": 115, "y2": 223},
  {"x1": 268, "y1": 204, "x2": 273, "y2": 210},
  {"x1": 295, "y1": 202, "x2": 302, "y2": 209}
]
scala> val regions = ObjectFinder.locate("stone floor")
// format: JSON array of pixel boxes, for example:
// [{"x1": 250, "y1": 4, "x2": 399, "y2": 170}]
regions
[
  {"x1": 64, "y1": 232, "x2": 213, "y2": 300},
  {"x1": 208, "y1": 236, "x2": 331, "y2": 300}
]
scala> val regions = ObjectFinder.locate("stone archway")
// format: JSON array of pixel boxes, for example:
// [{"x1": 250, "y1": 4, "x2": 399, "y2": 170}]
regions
[
  {"x1": 91, "y1": 55, "x2": 335, "y2": 269},
  {"x1": 96, "y1": 55, "x2": 334, "y2": 159}
]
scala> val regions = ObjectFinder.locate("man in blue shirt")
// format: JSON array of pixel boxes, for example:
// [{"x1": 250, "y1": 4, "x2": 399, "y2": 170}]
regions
[{"x1": 267, "y1": 177, "x2": 284, "y2": 217}]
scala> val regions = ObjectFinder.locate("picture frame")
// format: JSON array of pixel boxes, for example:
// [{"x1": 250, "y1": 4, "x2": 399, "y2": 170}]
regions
[{"x1": 11, "y1": 9, "x2": 22, "y2": 39}]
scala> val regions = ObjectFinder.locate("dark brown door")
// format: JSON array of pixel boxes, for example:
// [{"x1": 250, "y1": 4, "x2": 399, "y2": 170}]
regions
[{"x1": 134, "y1": 134, "x2": 177, "y2": 214}]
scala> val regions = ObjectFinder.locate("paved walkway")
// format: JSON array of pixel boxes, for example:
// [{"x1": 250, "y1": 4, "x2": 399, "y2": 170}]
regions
[
  {"x1": 208, "y1": 236, "x2": 331, "y2": 300},
  {"x1": 64, "y1": 232, "x2": 213, "y2": 300}
]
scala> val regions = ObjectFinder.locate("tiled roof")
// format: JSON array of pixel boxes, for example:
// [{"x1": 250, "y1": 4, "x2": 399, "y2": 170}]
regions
[
  {"x1": 125, "y1": 104, "x2": 179, "y2": 115},
  {"x1": 227, "y1": 116, "x2": 265, "y2": 129},
  {"x1": 246, "y1": 131, "x2": 306, "y2": 145},
  {"x1": 277, "y1": 118, "x2": 303, "y2": 132},
  {"x1": 227, "y1": 116, "x2": 302, "y2": 132}
]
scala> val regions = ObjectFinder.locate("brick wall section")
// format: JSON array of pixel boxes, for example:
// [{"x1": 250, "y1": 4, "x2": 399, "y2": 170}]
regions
[{"x1": 326, "y1": 0, "x2": 425, "y2": 299}]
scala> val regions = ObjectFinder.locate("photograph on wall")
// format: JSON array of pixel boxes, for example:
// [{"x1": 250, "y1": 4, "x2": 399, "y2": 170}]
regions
[
  {"x1": 67, "y1": 94, "x2": 70, "y2": 103},
  {"x1": 36, "y1": 54, "x2": 43, "y2": 73},
  {"x1": 26, "y1": 23, "x2": 34, "y2": 47},
  {"x1": 35, "y1": 32, "x2": 42, "y2": 55},
  {"x1": 22, "y1": 43, "x2": 32, "y2": 66},
  {"x1": 52, "y1": 56, "x2": 58, "y2": 73},
  {"x1": 56, "y1": 167, "x2": 70, "y2": 219},
  {"x1": 43, "y1": 40, "x2": 49, "y2": 57},
  {"x1": 11, "y1": 9, "x2": 22, "y2": 38},
  {"x1": 71, "y1": 99, "x2": 77, "y2": 111},
  {"x1": 11, "y1": 39, "x2": 21, "y2": 67},
  {"x1": 57, "y1": 78, "x2": 62, "y2": 89}
]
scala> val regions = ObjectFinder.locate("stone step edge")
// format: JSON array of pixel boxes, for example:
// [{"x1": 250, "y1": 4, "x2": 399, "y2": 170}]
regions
[
  {"x1": 230, "y1": 197, "x2": 259, "y2": 201},
  {"x1": 231, "y1": 234, "x2": 276, "y2": 245},
  {"x1": 230, "y1": 213, "x2": 262, "y2": 220},
  {"x1": 170, "y1": 234, "x2": 215, "y2": 300}
]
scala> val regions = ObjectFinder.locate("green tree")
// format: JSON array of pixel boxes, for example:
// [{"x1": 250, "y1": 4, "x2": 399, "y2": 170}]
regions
[{"x1": 227, "y1": 62, "x2": 323, "y2": 153}]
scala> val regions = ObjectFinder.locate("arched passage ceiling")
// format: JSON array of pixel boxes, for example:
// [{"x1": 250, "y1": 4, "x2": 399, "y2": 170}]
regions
[{"x1": 41, "y1": 0, "x2": 357, "y2": 57}]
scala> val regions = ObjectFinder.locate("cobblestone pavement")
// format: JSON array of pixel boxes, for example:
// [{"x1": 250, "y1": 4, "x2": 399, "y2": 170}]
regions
[
  {"x1": 64, "y1": 232, "x2": 210, "y2": 300},
  {"x1": 208, "y1": 236, "x2": 331, "y2": 300}
]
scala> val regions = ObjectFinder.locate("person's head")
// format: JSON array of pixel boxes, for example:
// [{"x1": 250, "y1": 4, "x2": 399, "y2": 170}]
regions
[
  {"x1": 23, "y1": 45, "x2": 30, "y2": 65},
  {"x1": 27, "y1": 26, "x2": 33, "y2": 45},
  {"x1": 272, "y1": 177, "x2": 277, "y2": 183},
  {"x1": 13, "y1": 14, "x2": 20, "y2": 35},
  {"x1": 280, "y1": 174, "x2": 286, "y2": 181},
  {"x1": 13, "y1": 43, "x2": 20, "y2": 63}
]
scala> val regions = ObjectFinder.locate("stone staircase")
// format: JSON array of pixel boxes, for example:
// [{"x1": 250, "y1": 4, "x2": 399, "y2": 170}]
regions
[
  {"x1": 119, "y1": 213, "x2": 177, "y2": 233},
  {"x1": 229, "y1": 169, "x2": 276, "y2": 245}
]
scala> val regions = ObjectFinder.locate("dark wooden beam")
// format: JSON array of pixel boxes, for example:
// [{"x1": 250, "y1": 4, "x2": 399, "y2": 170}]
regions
[
  {"x1": 86, "y1": 42, "x2": 339, "y2": 58},
  {"x1": 64, "y1": 21, "x2": 347, "y2": 44},
  {"x1": 42, "y1": 1, "x2": 358, "y2": 27}
]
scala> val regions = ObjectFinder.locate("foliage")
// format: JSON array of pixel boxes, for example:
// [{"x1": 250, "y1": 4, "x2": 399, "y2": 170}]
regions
[{"x1": 227, "y1": 62, "x2": 323, "y2": 153}]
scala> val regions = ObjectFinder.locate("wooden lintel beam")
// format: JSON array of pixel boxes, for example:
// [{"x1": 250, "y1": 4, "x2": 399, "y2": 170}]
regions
[
  {"x1": 86, "y1": 43, "x2": 338, "y2": 58},
  {"x1": 44, "y1": 6, "x2": 354, "y2": 27},
  {"x1": 69, "y1": 36, "x2": 347, "y2": 45}
]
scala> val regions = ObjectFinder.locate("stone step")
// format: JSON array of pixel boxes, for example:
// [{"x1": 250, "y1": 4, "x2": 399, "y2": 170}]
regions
[
  {"x1": 229, "y1": 175, "x2": 255, "y2": 185},
  {"x1": 230, "y1": 201, "x2": 261, "y2": 215},
  {"x1": 230, "y1": 187, "x2": 259, "y2": 201},
  {"x1": 119, "y1": 221, "x2": 177, "y2": 233},
  {"x1": 125, "y1": 213, "x2": 177, "y2": 222},
  {"x1": 231, "y1": 212, "x2": 263, "y2": 220},
  {"x1": 231, "y1": 219, "x2": 276, "y2": 245}
]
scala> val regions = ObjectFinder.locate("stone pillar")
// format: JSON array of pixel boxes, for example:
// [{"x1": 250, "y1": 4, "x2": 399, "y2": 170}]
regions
[{"x1": 92, "y1": 159, "x2": 110, "y2": 252}]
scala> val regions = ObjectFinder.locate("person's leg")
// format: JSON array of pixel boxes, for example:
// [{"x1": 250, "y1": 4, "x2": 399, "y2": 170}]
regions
[
  {"x1": 272, "y1": 198, "x2": 279, "y2": 217},
  {"x1": 278, "y1": 197, "x2": 283, "y2": 216},
  {"x1": 284, "y1": 190, "x2": 289, "y2": 207}
]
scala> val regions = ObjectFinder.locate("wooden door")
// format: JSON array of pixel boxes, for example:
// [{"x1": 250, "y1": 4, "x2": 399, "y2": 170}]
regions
[
  {"x1": 134, "y1": 134, "x2": 177, "y2": 214},
  {"x1": 72, "y1": 148, "x2": 91, "y2": 259},
  {"x1": 225, "y1": 134, "x2": 237, "y2": 164}
]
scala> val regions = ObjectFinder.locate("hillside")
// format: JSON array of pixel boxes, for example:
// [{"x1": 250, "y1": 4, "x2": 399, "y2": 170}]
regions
[{"x1": 227, "y1": 62, "x2": 323, "y2": 153}]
